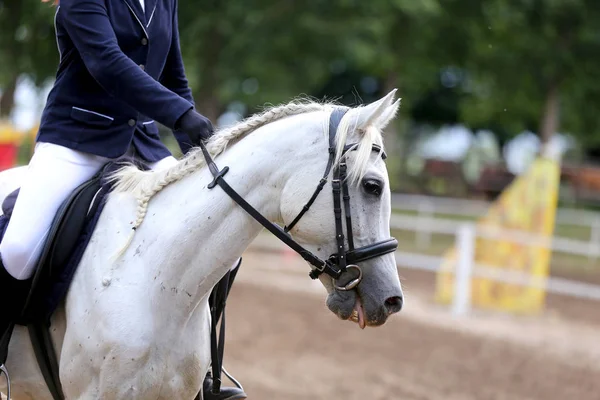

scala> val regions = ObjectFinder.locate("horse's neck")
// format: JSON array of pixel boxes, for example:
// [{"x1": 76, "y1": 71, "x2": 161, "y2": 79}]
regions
[{"x1": 135, "y1": 112, "x2": 326, "y2": 310}]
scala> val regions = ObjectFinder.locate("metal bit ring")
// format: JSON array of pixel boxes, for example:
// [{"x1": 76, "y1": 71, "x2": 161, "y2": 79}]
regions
[{"x1": 333, "y1": 265, "x2": 363, "y2": 291}]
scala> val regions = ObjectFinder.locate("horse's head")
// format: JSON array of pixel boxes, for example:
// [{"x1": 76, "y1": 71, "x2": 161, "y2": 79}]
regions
[{"x1": 280, "y1": 90, "x2": 403, "y2": 328}]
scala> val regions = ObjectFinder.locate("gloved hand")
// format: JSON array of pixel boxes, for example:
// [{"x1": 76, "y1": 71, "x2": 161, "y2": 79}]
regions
[{"x1": 176, "y1": 108, "x2": 214, "y2": 145}]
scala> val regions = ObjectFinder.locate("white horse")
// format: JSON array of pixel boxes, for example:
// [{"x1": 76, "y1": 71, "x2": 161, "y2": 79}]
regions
[{"x1": 0, "y1": 89, "x2": 403, "y2": 399}]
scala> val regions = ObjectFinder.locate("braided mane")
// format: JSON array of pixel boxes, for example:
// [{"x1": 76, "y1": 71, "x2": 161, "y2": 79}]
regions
[{"x1": 108, "y1": 100, "x2": 332, "y2": 233}]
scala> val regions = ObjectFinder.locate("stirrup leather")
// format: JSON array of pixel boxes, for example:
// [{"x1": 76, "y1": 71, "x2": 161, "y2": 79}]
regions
[
  {"x1": 0, "y1": 363, "x2": 11, "y2": 400},
  {"x1": 0, "y1": 321, "x2": 16, "y2": 400}
]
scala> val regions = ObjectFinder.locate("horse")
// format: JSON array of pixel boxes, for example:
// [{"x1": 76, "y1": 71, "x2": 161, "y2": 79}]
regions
[{"x1": 0, "y1": 89, "x2": 403, "y2": 399}]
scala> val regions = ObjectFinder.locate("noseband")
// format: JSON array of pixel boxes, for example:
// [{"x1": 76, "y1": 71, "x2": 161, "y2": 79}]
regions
[{"x1": 198, "y1": 107, "x2": 398, "y2": 288}]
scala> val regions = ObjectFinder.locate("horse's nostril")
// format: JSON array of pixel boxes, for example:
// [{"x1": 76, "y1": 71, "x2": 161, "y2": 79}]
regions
[{"x1": 384, "y1": 296, "x2": 403, "y2": 313}]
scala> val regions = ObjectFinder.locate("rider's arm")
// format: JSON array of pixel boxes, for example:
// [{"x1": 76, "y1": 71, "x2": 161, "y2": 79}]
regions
[{"x1": 59, "y1": 0, "x2": 193, "y2": 130}]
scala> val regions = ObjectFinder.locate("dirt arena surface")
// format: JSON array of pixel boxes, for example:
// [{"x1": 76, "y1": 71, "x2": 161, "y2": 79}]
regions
[{"x1": 219, "y1": 235, "x2": 600, "y2": 400}]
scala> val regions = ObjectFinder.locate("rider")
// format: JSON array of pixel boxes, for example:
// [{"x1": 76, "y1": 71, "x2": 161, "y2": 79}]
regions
[{"x1": 0, "y1": 0, "x2": 244, "y2": 399}]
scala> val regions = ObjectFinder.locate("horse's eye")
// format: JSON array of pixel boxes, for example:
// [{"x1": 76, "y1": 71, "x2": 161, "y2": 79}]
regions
[{"x1": 362, "y1": 179, "x2": 383, "y2": 196}]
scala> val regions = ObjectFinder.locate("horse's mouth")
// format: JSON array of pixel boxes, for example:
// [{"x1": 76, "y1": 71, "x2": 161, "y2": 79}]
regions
[
  {"x1": 326, "y1": 289, "x2": 370, "y2": 328},
  {"x1": 349, "y1": 296, "x2": 366, "y2": 329}
]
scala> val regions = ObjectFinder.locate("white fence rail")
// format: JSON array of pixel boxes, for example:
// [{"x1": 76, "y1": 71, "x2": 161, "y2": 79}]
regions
[
  {"x1": 390, "y1": 217, "x2": 600, "y2": 315},
  {"x1": 391, "y1": 193, "x2": 600, "y2": 231},
  {"x1": 390, "y1": 194, "x2": 600, "y2": 258},
  {"x1": 390, "y1": 214, "x2": 600, "y2": 257}
]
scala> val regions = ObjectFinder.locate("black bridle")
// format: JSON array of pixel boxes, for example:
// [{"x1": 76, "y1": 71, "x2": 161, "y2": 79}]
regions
[{"x1": 198, "y1": 107, "x2": 398, "y2": 287}]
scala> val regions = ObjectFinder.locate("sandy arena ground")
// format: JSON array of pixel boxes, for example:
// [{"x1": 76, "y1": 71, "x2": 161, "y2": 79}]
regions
[{"x1": 219, "y1": 234, "x2": 600, "y2": 400}]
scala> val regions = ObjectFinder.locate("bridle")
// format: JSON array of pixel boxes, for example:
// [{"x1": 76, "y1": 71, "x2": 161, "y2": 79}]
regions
[{"x1": 198, "y1": 107, "x2": 398, "y2": 290}]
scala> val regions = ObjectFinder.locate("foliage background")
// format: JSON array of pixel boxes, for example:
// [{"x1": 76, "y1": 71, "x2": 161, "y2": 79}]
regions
[{"x1": 1, "y1": 0, "x2": 599, "y2": 199}]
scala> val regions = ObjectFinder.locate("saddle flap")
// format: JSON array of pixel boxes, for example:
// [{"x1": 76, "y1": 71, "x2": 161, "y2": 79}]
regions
[{"x1": 2, "y1": 188, "x2": 19, "y2": 218}]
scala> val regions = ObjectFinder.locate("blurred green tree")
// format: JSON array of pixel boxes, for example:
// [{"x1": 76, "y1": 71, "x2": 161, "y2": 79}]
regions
[
  {"x1": 0, "y1": 0, "x2": 57, "y2": 117},
  {"x1": 329, "y1": 0, "x2": 445, "y2": 189},
  {"x1": 337, "y1": 0, "x2": 443, "y2": 113},
  {"x1": 177, "y1": 0, "x2": 358, "y2": 121},
  {"x1": 1, "y1": 0, "x2": 599, "y2": 160},
  {"x1": 454, "y1": 0, "x2": 600, "y2": 148}
]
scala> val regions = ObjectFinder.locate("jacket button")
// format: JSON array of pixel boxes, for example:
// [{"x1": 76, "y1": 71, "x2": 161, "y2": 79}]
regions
[
  {"x1": 128, "y1": 119, "x2": 136, "y2": 126},
  {"x1": 141, "y1": 38, "x2": 148, "y2": 45},
  {"x1": 139, "y1": 64, "x2": 145, "y2": 71}
]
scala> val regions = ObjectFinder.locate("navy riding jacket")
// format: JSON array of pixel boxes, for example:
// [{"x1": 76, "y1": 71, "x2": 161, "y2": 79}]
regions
[{"x1": 38, "y1": 0, "x2": 196, "y2": 161}]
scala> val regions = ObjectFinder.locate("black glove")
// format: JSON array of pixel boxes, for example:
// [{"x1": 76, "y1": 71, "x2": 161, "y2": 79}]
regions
[{"x1": 176, "y1": 108, "x2": 214, "y2": 145}]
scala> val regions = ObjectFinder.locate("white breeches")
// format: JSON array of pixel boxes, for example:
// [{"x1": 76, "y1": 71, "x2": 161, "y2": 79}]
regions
[{"x1": 0, "y1": 142, "x2": 178, "y2": 280}]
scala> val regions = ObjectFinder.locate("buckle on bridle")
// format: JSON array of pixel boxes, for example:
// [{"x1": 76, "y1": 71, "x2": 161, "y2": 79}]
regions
[
  {"x1": 309, "y1": 259, "x2": 344, "y2": 280},
  {"x1": 308, "y1": 260, "x2": 327, "y2": 279}
]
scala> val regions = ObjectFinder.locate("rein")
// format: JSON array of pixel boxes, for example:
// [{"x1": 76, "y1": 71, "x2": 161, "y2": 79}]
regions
[{"x1": 197, "y1": 107, "x2": 398, "y2": 283}]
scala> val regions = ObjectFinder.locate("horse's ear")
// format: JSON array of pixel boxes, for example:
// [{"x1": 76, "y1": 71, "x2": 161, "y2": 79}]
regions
[
  {"x1": 350, "y1": 89, "x2": 398, "y2": 133},
  {"x1": 375, "y1": 99, "x2": 401, "y2": 131}
]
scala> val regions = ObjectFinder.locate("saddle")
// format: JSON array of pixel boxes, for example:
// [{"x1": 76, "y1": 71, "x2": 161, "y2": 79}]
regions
[{"x1": 0, "y1": 158, "x2": 238, "y2": 400}]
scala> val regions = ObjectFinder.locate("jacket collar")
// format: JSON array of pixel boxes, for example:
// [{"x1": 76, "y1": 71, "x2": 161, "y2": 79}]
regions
[
  {"x1": 123, "y1": 0, "x2": 145, "y2": 22},
  {"x1": 123, "y1": 0, "x2": 159, "y2": 35}
]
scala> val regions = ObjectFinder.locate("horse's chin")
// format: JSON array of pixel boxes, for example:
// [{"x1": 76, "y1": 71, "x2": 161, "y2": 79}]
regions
[
  {"x1": 326, "y1": 290, "x2": 367, "y2": 329},
  {"x1": 327, "y1": 289, "x2": 394, "y2": 328}
]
